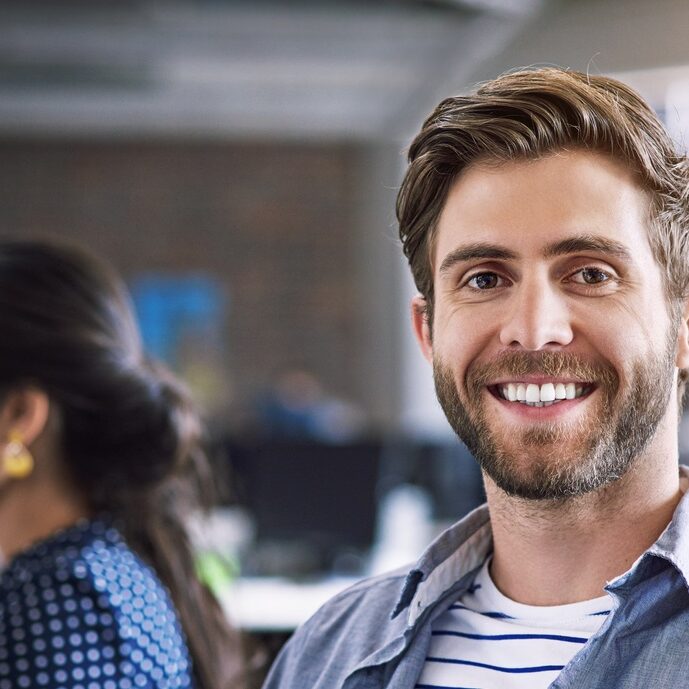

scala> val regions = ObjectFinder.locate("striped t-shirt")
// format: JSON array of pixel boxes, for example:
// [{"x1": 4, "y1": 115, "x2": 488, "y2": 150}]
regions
[{"x1": 416, "y1": 557, "x2": 611, "y2": 689}]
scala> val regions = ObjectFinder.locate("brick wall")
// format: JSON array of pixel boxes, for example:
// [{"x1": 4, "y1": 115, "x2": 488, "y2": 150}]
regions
[{"x1": 0, "y1": 139, "x2": 391, "y2": 430}]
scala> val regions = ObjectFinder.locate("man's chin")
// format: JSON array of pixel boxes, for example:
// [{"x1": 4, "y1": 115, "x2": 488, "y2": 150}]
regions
[
  {"x1": 483, "y1": 461, "x2": 600, "y2": 501},
  {"x1": 476, "y1": 444, "x2": 603, "y2": 500}
]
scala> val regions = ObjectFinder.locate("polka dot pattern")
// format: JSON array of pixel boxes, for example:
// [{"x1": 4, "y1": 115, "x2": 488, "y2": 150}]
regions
[{"x1": 0, "y1": 518, "x2": 194, "y2": 689}]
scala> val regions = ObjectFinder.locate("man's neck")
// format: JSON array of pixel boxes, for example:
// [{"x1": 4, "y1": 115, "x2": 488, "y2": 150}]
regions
[{"x1": 486, "y1": 435, "x2": 683, "y2": 606}]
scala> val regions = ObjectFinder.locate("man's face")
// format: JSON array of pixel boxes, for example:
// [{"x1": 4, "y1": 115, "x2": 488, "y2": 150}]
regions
[{"x1": 412, "y1": 151, "x2": 686, "y2": 500}]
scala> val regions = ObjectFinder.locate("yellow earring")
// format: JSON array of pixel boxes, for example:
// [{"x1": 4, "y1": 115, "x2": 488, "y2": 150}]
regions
[{"x1": 2, "y1": 431, "x2": 34, "y2": 479}]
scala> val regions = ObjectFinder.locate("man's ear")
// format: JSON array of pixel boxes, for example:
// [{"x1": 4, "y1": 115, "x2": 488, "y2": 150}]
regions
[
  {"x1": 0, "y1": 388, "x2": 50, "y2": 447},
  {"x1": 411, "y1": 294, "x2": 433, "y2": 364},
  {"x1": 676, "y1": 299, "x2": 689, "y2": 371}
]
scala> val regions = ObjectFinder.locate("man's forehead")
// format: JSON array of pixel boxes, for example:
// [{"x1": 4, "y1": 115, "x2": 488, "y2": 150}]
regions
[{"x1": 431, "y1": 151, "x2": 653, "y2": 271}]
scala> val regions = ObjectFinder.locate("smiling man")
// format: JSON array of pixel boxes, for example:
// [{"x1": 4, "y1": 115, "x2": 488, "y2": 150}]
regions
[{"x1": 263, "y1": 68, "x2": 689, "y2": 689}]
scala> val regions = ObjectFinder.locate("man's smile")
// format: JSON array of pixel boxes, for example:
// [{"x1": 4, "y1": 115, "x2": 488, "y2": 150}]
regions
[{"x1": 488, "y1": 379, "x2": 595, "y2": 407}]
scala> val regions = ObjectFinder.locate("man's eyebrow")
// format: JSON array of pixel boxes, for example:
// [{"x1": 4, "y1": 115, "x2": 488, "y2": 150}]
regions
[
  {"x1": 437, "y1": 235, "x2": 633, "y2": 276},
  {"x1": 438, "y1": 243, "x2": 517, "y2": 275},
  {"x1": 543, "y1": 235, "x2": 633, "y2": 261}
]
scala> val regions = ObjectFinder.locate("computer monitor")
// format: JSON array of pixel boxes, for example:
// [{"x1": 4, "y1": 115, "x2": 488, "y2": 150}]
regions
[{"x1": 225, "y1": 439, "x2": 382, "y2": 574}]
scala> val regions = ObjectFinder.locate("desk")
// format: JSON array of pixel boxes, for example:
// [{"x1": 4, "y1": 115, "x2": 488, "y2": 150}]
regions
[{"x1": 220, "y1": 576, "x2": 361, "y2": 632}]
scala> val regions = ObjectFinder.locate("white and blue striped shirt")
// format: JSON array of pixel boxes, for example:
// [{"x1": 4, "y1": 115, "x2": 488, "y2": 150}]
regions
[{"x1": 416, "y1": 558, "x2": 611, "y2": 689}]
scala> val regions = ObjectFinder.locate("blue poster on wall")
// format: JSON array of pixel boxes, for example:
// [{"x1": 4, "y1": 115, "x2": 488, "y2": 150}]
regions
[{"x1": 129, "y1": 275, "x2": 231, "y2": 416}]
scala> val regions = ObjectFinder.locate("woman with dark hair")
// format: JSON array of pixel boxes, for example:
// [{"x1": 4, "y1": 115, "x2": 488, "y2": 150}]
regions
[{"x1": 0, "y1": 240, "x2": 244, "y2": 689}]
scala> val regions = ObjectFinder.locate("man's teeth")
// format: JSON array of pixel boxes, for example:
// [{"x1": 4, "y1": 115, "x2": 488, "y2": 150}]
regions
[{"x1": 499, "y1": 382, "x2": 586, "y2": 407}]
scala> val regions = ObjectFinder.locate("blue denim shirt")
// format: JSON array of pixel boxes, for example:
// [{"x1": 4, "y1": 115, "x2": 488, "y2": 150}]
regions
[{"x1": 264, "y1": 467, "x2": 689, "y2": 689}]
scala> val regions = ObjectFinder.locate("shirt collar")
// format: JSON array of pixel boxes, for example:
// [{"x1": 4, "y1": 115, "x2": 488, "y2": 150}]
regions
[
  {"x1": 391, "y1": 503, "x2": 492, "y2": 625},
  {"x1": 393, "y1": 464, "x2": 689, "y2": 624}
]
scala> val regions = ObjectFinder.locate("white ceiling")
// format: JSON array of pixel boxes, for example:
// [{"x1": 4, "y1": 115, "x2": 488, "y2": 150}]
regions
[{"x1": 0, "y1": 1, "x2": 546, "y2": 140}]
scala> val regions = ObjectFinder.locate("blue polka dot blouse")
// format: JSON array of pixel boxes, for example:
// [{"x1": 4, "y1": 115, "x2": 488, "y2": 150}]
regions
[{"x1": 0, "y1": 518, "x2": 195, "y2": 689}]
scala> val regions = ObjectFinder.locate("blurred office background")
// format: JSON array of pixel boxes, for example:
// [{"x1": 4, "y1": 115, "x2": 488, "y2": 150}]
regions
[{"x1": 2, "y1": 0, "x2": 689, "y2": 682}]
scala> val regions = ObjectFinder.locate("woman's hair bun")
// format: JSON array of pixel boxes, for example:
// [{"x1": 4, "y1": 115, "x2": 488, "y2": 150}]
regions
[{"x1": 63, "y1": 356, "x2": 203, "y2": 505}]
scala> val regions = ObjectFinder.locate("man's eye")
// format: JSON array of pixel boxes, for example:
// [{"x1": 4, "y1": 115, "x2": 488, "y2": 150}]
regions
[
  {"x1": 467, "y1": 272, "x2": 502, "y2": 290},
  {"x1": 573, "y1": 267, "x2": 611, "y2": 285}
]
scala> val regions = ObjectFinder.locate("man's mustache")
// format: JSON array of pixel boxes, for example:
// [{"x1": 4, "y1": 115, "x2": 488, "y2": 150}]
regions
[{"x1": 466, "y1": 351, "x2": 618, "y2": 396}]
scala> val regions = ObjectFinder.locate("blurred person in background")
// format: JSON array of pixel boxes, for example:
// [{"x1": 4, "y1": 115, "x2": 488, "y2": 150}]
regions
[
  {"x1": 0, "y1": 240, "x2": 244, "y2": 689},
  {"x1": 265, "y1": 67, "x2": 689, "y2": 688},
  {"x1": 255, "y1": 366, "x2": 366, "y2": 442}
]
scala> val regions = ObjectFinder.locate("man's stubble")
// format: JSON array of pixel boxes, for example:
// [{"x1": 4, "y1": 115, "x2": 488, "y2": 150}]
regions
[{"x1": 433, "y1": 344, "x2": 677, "y2": 500}]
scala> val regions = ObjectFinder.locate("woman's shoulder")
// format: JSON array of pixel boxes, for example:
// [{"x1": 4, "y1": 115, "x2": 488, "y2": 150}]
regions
[
  {"x1": 1, "y1": 518, "x2": 164, "y2": 606},
  {"x1": 0, "y1": 518, "x2": 194, "y2": 689}
]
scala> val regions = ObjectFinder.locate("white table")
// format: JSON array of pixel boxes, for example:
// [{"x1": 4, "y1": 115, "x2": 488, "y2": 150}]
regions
[{"x1": 219, "y1": 576, "x2": 361, "y2": 632}]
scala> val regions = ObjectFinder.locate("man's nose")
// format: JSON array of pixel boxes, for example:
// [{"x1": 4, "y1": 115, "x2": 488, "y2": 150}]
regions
[{"x1": 498, "y1": 280, "x2": 574, "y2": 350}]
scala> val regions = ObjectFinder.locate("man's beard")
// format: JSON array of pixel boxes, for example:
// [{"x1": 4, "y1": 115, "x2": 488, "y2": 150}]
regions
[{"x1": 433, "y1": 345, "x2": 676, "y2": 500}]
